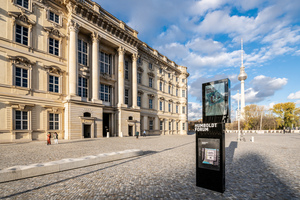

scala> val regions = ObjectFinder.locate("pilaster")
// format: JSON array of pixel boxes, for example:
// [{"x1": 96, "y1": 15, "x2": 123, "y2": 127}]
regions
[
  {"x1": 132, "y1": 54, "x2": 138, "y2": 108},
  {"x1": 117, "y1": 46, "x2": 125, "y2": 106},
  {"x1": 68, "y1": 20, "x2": 79, "y2": 96},
  {"x1": 92, "y1": 32, "x2": 100, "y2": 102}
]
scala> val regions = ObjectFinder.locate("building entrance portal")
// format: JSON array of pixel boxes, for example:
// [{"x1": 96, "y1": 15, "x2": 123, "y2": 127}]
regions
[
  {"x1": 103, "y1": 113, "x2": 110, "y2": 137},
  {"x1": 128, "y1": 125, "x2": 133, "y2": 136},
  {"x1": 83, "y1": 124, "x2": 91, "y2": 138}
]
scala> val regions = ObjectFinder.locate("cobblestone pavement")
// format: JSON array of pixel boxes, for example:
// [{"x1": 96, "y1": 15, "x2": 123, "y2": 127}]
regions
[{"x1": 0, "y1": 133, "x2": 299, "y2": 199}]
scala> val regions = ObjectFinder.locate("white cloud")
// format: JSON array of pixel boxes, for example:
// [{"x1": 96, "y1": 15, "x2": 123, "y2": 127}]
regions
[
  {"x1": 188, "y1": 102, "x2": 202, "y2": 120},
  {"x1": 288, "y1": 91, "x2": 300, "y2": 99}
]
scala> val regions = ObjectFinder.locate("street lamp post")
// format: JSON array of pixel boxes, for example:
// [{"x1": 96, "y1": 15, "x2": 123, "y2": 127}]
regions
[{"x1": 237, "y1": 90, "x2": 241, "y2": 141}]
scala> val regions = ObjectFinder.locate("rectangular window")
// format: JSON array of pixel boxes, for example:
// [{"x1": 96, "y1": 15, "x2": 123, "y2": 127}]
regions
[
  {"x1": 149, "y1": 63, "x2": 152, "y2": 69},
  {"x1": 17, "y1": 0, "x2": 28, "y2": 9},
  {"x1": 176, "y1": 89, "x2": 178, "y2": 96},
  {"x1": 168, "y1": 85, "x2": 171, "y2": 94},
  {"x1": 182, "y1": 79, "x2": 185, "y2": 83},
  {"x1": 100, "y1": 52, "x2": 111, "y2": 74},
  {"x1": 15, "y1": 110, "x2": 28, "y2": 130},
  {"x1": 182, "y1": 106, "x2": 186, "y2": 114},
  {"x1": 49, "y1": 11, "x2": 59, "y2": 24},
  {"x1": 176, "y1": 122, "x2": 179, "y2": 130},
  {"x1": 15, "y1": 67, "x2": 28, "y2": 87},
  {"x1": 176, "y1": 77, "x2": 178, "y2": 82},
  {"x1": 176, "y1": 105, "x2": 178, "y2": 113},
  {"x1": 100, "y1": 84, "x2": 110, "y2": 102},
  {"x1": 49, "y1": 113, "x2": 59, "y2": 130},
  {"x1": 149, "y1": 120, "x2": 153, "y2": 130},
  {"x1": 183, "y1": 123, "x2": 185, "y2": 130},
  {"x1": 78, "y1": 77, "x2": 88, "y2": 98},
  {"x1": 160, "y1": 121, "x2": 163, "y2": 130},
  {"x1": 159, "y1": 68, "x2": 162, "y2": 74},
  {"x1": 16, "y1": 24, "x2": 28, "y2": 45},
  {"x1": 125, "y1": 89, "x2": 129, "y2": 105},
  {"x1": 149, "y1": 99, "x2": 153, "y2": 109},
  {"x1": 182, "y1": 90, "x2": 186, "y2": 97},
  {"x1": 125, "y1": 61, "x2": 129, "y2": 80},
  {"x1": 78, "y1": 39, "x2": 88, "y2": 65},
  {"x1": 49, "y1": 38, "x2": 59, "y2": 56},
  {"x1": 149, "y1": 78, "x2": 153, "y2": 88},
  {"x1": 160, "y1": 82, "x2": 163, "y2": 91},
  {"x1": 169, "y1": 122, "x2": 171, "y2": 130},
  {"x1": 169, "y1": 103, "x2": 171, "y2": 112},
  {"x1": 160, "y1": 101, "x2": 163, "y2": 111},
  {"x1": 49, "y1": 75, "x2": 59, "y2": 93},
  {"x1": 137, "y1": 96, "x2": 141, "y2": 107},
  {"x1": 168, "y1": 73, "x2": 171, "y2": 78},
  {"x1": 137, "y1": 73, "x2": 141, "y2": 84}
]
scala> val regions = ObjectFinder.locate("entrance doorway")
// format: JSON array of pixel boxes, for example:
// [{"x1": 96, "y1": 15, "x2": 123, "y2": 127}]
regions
[
  {"x1": 103, "y1": 113, "x2": 110, "y2": 137},
  {"x1": 83, "y1": 124, "x2": 91, "y2": 138},
  {"x1": 128, "y1": 125, "x2": 133, "y2": 136}
]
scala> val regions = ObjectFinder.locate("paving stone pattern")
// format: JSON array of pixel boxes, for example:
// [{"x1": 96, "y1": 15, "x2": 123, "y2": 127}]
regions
[{"x1": 0, "y1": 133, "x2": 299, "y2": 199}]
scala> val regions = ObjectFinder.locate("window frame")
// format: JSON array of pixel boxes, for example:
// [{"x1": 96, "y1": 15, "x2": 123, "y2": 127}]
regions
[
  {"x1": 182, "y1": 89, "x2": 186, "y2": 98},
  {"x1": 48, "y1": 37, "x2": 59, "y2": 56},
  {"x1": 78, "y1": 39, "x2": 88, "y2": 66},
  {"x1": 125, "y1": 89, "x2": 129, "y2": 105},
  {"x1": 137, "y1": 96, "x2": 141, "y2": 107},
  {"x1": 100, "y1": 51, "x2": 111, "y2": 74},
  {"x1": 15, "y1": 24, "x2": 29, "y2": 46},
  {"x1": 160, "y1": 82, "x2": 163, "y2": 91},
  {"x1": 149, "y1": 120, "x2": 153, "y2": 130},
  {"x1": 182, "y1": 106, "x2": 186, "y2": 114},
  {"x1": 15, "y1": 110, "x2": 28, "y2": 130},
  {"x1": 49, "y1": 113, "x2": 59, "y2": 130},
  {"x1": 48, "y1": 74, "x2": 60, "y2": 93},
  {"x1": 78, "y1": 76, "x2": 88, "y2": 98},
  {"x1": 15, "y1": 66, "x2": 28, "y2": 88},
  {"x1": 14, "y1": 0, "x2": 31, "y2": 11},
  {"x1": 137, "y1": 73, "x2": 142, "y2": 84},
  {"x1": 100, "y1": 84, "x2": 111, "y2": 102},
  {"x1": 149, "y1": 98, "x2": 153, "y2": 109},
  {"x1": 149, "y1": 77, "x2": 153, "y2": 88},
  {"x1": 160, "y1": 101, "x2": 163, "y2": 111},
  {"x1": 125, "y1": 60, "x2": 129, "y2": 80},
  {"x1": 160, "y1": 121, "x2": 163, "y2": 131}
]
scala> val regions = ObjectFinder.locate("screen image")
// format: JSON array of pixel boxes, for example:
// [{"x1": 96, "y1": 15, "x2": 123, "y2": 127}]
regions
[
  {"x1": 205, "y1": 83, "x2": 226, "y2": 116},
  {"x1": 198, "y1": 138, "x2": 220, "y2": 171}
]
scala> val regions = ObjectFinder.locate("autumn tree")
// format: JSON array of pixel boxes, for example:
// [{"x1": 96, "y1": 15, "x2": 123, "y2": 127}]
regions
[
  {"x1": 271, "y1": 102, "x2": 299, "y2": 129},
  {"x1": 243, "y1": 104, "x2": 265, "y2": 130}
]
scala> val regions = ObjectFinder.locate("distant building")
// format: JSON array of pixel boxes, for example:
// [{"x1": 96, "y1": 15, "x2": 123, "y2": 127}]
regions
[
  {"x1": 0, "y1": 0, "x2": 189, "y2": 142},
  {"x1": 188, "y1": 119, "x2": 203, "y2": 131}
]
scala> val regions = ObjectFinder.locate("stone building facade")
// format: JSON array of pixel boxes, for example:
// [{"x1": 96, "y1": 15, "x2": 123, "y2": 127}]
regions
[{"x1": 0, "y1": 0, "x2": 189, "y2": 143}]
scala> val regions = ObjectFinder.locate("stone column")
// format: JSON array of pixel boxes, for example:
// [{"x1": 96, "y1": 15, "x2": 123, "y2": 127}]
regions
[
  {"x1": 143, "y1": 116, "x2": 148, "y2": 131},
  {"x1": 68, "y1": 20, "x2": 79, "y2": 96},
  {"x1": 92, "y1": 32, "x2": 100, "y2": 101},
  {"x1": 132, "y1": 54, "x2": 138, "y2": 108},
  {"x1": 118, "y1": 47, "x2": 125, "y2": 106}
]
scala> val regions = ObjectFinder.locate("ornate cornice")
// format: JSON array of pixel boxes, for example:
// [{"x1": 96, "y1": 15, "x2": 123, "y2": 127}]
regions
[
  {"x1": 44, "y1": 27, "x2": 65, "y2": 38},
  {"x1": 9, "y1": 55, "x2": 35, "y2": 66},
  {"x1": 43, "y1": 65, "x2": 64, "y2": 75},
  {"x1": 8, "y1": 12, "x2": 36, "y2": 26}
]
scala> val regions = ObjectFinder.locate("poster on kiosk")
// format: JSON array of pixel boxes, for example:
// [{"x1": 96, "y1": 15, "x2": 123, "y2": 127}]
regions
[{"x1": 195, "y1": 78, "x2": 230, "y2": 193}]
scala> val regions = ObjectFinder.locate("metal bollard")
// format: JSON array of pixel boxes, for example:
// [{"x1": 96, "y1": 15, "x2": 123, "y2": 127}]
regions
[
  {"x1": 107, "y1": 132, "x2": 109, "y2": 138},
  {"x1": 251, "y1": 136, "x2": 254, "y2": 142}
]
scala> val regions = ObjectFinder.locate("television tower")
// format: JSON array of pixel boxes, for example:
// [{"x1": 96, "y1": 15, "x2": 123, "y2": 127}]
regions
[{"x1": 238, "y1": 39, "x2": 247, "y2": 115}]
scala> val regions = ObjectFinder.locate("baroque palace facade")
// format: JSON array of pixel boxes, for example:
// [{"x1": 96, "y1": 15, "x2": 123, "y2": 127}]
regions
[{"x1": 0, "y1": 0, "x2": 189, "y2": 142}]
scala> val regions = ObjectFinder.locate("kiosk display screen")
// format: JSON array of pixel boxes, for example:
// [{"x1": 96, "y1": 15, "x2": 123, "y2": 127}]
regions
[{"x1": 198, "y1": 138, "x2": 220, "y2": 171}]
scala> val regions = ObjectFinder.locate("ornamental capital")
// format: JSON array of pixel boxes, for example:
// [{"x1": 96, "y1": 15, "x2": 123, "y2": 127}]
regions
[{"x1": 118, "y1": 46, "x2": 125, "y2": 55}]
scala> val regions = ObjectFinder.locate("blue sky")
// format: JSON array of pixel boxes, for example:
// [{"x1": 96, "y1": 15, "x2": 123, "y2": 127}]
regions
[{"x1": 96, "y1": 0, "x2": 300, "y2": 120}]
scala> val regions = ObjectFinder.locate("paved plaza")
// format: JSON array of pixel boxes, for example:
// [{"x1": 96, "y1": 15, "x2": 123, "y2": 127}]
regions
[{"x1": 0, "y1": 133, "x2": 299, "y2": 199}]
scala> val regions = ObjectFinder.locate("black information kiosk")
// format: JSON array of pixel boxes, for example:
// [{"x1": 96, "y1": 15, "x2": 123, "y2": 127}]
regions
[{"x1": 195, "y1": 78, "x2": 230, "y2": 193}]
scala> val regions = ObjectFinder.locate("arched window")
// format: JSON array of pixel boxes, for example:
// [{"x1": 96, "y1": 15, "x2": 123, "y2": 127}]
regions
[
  {"x1": 83, "y1": 112, "x2": 91, "y2": 117},
  {"x1": 129, "y1": 116, "x2": 133, "y2": 120}
]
